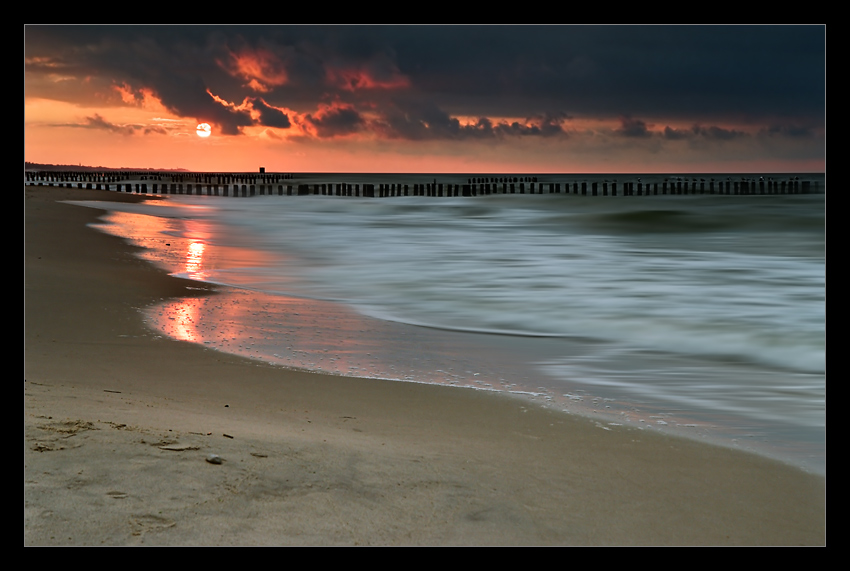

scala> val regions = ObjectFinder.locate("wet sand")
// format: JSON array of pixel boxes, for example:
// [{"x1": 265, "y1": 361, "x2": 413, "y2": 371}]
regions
[{"x1": 24, "y1": 185, "x2": 825, "y2": 546}]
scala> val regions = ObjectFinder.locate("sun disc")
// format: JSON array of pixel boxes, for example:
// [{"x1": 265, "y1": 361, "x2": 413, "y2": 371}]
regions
[{"x1": 196, "y1": 123, "x2": 211, "y2": 138}]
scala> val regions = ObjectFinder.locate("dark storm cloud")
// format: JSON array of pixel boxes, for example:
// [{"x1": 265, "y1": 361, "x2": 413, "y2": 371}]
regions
[
  {"x1": 617, "y1": 116, "x2": 652, "y2": 138},
  {"x1": 249, "y1": 98, "x2": 292, "y2": 129},
  {"x1": 157, "y1": 76, "x2": 255, "y2": 135},
  {"x1": 377, "y1": 100, "x2": 464, "y2": 140},
  {"x1": 373, "y1": 100, "x2": 569, "y2": 141},
  {"x1": 664, "y1": 124, "x2": 748, "y2": 141},
  {"x1": 663, "y1": 126, "x2": 690, "y2": 140},
  {"x1": 25, "y1": 25, "x2": 825, "y2": 138},
  {"x1": 693, "y1": 125, "x2": 747, "y2": 141},
  {"x1": 366, "y1": 25, "x2": 824, "y2": 121},
  {"x1": 304, "y1": 104, "x2": 364, "y2": 138},
  {"x1": 492, "y1": 113, "x2": 569, "y2": 138},
  {"x1": 25, "y1": 26, "x2": 257, "y2": 134},
  {"x1": 761, "y1": 123, "x2": 818, "y2": 138}
]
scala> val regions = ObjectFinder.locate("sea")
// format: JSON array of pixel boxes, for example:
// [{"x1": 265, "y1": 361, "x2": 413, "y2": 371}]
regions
[{"x1": 55, "y1": 172, "x2": 825, "y2": 474}]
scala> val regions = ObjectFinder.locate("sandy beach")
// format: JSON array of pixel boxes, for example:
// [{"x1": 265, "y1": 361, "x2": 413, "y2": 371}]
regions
[{"x1": 24, "y1": 185, "x2": 825, "y2": 546}]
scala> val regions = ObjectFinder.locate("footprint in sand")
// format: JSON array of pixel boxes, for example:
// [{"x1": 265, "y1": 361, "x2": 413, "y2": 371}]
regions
[{"x1": 130, "y1": 514, "x2": 176, "y2": 536}]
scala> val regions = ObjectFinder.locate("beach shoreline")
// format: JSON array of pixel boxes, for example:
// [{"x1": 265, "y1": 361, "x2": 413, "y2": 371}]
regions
[{"x1": 24, "y1": 185, "x2": 825, "y2": 546}]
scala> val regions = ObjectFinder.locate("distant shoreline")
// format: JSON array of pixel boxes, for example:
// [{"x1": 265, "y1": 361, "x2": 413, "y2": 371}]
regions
[{"x1": 25, "y1": 161, "x2": 826, "y2": 177}]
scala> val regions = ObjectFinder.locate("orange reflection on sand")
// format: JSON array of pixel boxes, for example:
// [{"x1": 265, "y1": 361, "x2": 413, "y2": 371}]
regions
[
  {"x1": 162, "y1": 240, "x2": 210, "y2": 342},
  {"x1": 163, "y1": 298, "x2": 205, "y2": 343},
  {"x1": 185, "y1": 241, "x2": 205, "y2": 275}
]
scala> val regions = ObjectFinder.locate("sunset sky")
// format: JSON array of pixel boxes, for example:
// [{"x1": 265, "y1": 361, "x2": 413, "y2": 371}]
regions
[{"x1": 24, "y1": 25, "x2": 825, "y2": 174}]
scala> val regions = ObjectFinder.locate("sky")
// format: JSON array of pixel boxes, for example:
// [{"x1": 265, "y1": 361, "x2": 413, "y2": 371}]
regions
[{"x1": 24, "y1": 25, "x2": 825, "y2": 174}]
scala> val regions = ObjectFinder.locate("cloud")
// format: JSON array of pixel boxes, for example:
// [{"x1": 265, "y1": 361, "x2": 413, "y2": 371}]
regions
[
  {"x1": 217, "y1": 46, "x2": 288, "y2": 92},
  {"x1": 57, "y1": 114, "x2": 172, "y2": 137},
  {"x1": 303, "y1": 102, "x2": 364, "y2": 138},
  {"x1": 761, "y1": 123, "x2": 818, "y2": 138},
  {"x1": 24, "y1": 25, "x2": 824, "y2": 168},
  {"x1": 143, "y1": 125, "x2": 169, "y2": 135},
  {"x1": 692, "y1": 125, "x2": 747, "y2": 141},
  {"x1": 370, "y1": 101, "x2": 449, "y2": 140},
  {"x1": 70, "y1": 113, "x2": 138, "y2": 135},
  {"x1": 663, "y1": 126, "x2": 689, "y2": 140},
  {"x1": 493, "y1": 113, "x2": 569, "y2": 138},
  {"x1": 617, "y1": 116, "x2": 652, "y2": 138},
  {"x1": 663, "y1": 124, "x2": 748, "y2": 141},
  {"x1": 327, "y1": 68, "x2": 410, "y2": 91},
  {"x1": 324, "y1": 50, "x2": 411, "y2": 92},
  {"x1": 184, "y1": 87, "x2": 254, "y2": 135},
  {"x1": 249, "y1": 97, "x2": 291, "y2": 129},
  {"x1": 26, "y1": 26, "x2": 825, "y2": 127},
  {"x1": 371, "y1": 101, "x2": 569, "y2": 141}
]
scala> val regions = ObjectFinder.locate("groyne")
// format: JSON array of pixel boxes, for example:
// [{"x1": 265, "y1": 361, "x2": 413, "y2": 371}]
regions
[{"x1": 24, "y1": 171, "x2": 822, "y2": 196}]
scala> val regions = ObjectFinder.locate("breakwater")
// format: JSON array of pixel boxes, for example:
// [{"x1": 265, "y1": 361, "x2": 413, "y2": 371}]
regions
[{"x1": 24, "y1": 171, "x2": 822, "y2": 196}]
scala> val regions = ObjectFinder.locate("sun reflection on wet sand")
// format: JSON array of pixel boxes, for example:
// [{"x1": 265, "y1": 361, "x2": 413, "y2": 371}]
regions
[
  {"x1": 88, "y1": 205, "x2": 277, "y2": 278},
  {"x1": 147, "y1": 285, "x2": 543, "y2": 391},
  {"x1": 159, "y1": 297, "x2": 204, "y2": 342},
  {"x1": 185, "y1": 241, "x2": 205, "y2": 275}
]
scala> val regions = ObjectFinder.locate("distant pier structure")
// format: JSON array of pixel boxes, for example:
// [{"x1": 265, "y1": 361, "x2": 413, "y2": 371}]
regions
[{"x1": 24, "y1": 171, "x2": 822, "y2": 197}]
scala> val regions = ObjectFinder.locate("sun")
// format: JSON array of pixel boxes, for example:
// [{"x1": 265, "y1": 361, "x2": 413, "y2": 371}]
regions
[{"x1": 196, "y1": 123, "x2": 211, "y2": 138}]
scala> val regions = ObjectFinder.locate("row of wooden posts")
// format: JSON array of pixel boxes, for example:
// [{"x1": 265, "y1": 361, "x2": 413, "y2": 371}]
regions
[
  {"x1": 24, "y1": 171, "x2": 294, "y2": 185},
  {"x1": 25, "y1": 169, "x2": 821, "y2": 196},
  {"x1": 27, "y1": 178, "x2": 821, "y2": 196}
]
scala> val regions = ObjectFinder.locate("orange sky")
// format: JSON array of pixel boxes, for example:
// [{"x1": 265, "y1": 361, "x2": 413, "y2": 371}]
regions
[
  {"x1": 24, "y1": 26, "x2": 825, "y2": 174},
  {"x1": 26, "y1": 95, "x2": 823, "y2": 174}
]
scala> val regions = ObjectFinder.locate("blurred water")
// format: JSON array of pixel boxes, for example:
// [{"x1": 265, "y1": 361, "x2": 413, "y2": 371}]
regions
[{"x1": 76, "y1": 175, "x2": 825, "y2": 473}]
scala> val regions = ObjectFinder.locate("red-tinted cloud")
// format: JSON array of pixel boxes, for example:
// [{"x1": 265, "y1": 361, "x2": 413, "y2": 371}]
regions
[
  {"x1": 302, "y1": 102, "x2": 364, "y2": 138},
  {"x1": 218, "y1": 47, "x2": 288, "y2": 93},
  {"x1": 326, "y1": 67, "x2": 410, "y2": 92}
]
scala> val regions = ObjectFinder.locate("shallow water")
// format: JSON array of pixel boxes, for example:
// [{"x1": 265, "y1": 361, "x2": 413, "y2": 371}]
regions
[{"x1": 67, "y1": 172, "x2": 825, "y2": 473}]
